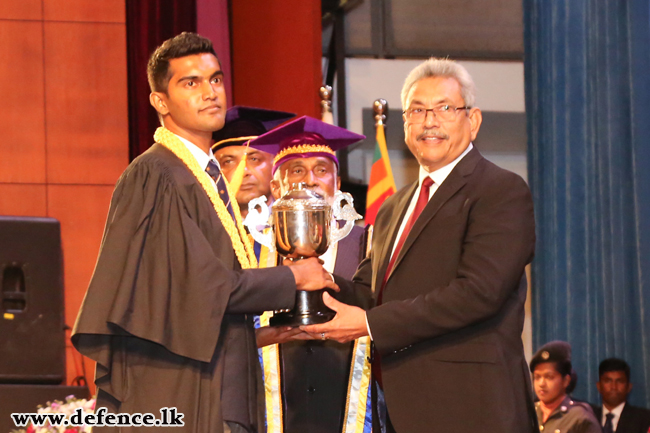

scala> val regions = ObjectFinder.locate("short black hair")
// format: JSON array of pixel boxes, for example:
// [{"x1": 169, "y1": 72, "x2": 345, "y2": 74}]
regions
[
  {"x1": 147, "y1": 32, "x2": 218, "y2": 93},
  {"x1": 539, "y1": 360, "x2": 572, "y2": 378},
  {"x1": 599, "y1": 358, "x2": 631, "y2": 382},
  {"x1": 566, "y1": 368, "x2": 578, "y2": 394}
]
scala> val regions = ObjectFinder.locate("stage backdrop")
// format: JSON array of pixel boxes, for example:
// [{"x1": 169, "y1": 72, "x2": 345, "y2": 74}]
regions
[
  {"x1": 524, "y1": 0, "x2": 650, "y2": 406},
  {"x1": 0, "y1": 0, "x2": 129, "y2": 396},
  {"x1": 126, "y1": 0, "x2": 197, "y2": 160}
]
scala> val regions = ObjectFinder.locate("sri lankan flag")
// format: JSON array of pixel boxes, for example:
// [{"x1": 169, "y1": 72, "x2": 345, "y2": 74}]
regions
[{"x1": 365, "y1": 123, "x2": 396, "y2": 225}]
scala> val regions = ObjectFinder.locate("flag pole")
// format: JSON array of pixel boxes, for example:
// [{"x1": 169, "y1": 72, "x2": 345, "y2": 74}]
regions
[
  {"x1": 373, "y1": 98, "x2": 387, "y2": 126},
  {"x1": 320, "y1": 85, "x2": 334, "y2": 125}
]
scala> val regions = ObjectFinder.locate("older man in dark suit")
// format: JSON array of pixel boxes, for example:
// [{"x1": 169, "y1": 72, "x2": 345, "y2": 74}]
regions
[{"x1": 303, "y1": 57, "x2": 538, "y2": 433}]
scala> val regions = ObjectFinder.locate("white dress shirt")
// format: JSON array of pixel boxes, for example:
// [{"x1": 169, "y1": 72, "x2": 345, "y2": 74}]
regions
[
  {"x1": 174, "y1": 133, "x2": 221, "y2": 193},
  {"x1": 602, "y1": 402, "x2": 625, "y2": 431},
  {"x1": 367, "y1": 143, "x2": 474, "y2": 340},
  {"x1": 390, "y1": 143, "x2": 473, "y2": 259}
]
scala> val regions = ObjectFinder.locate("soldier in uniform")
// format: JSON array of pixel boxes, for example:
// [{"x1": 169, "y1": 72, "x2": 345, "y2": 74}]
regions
[{"x1": 531, "y1": 341, "x2": 601, "y2": 433}]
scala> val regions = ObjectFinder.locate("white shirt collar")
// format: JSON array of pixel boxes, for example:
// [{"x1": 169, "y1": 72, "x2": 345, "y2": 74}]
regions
[
  {"x1": 419, "y1": 143, "x2": 473, "y2": 186},
  {"x1": 173, "y1": 133, "x2": 219, "y2": 170},
  {"x1": 603, "y1": 402, "x2": 625, "y2": 430},
  {"x1": 603, "y1": 401, "x2": 625, "y2": 418}
]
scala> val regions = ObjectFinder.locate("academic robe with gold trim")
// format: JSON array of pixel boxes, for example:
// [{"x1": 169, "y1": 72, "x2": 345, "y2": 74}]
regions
[{"x1": 258, "y1": 225, "x2": 374, "y2": 433}]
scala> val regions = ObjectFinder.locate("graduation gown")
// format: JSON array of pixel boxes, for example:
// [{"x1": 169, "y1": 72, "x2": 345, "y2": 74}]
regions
[
  {"x1": 72, "y1": 143, "x2": 297, "y2": 433},
  {"x1": 280, "y1": 226, "x2": 371, "y2": 433},
  {"x1": 258, "y1": 226, "x2": 374, "y2": 433}
]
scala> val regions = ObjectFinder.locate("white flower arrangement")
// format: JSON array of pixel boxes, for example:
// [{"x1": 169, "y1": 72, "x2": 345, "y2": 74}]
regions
[{"x1": 11, "y1": 395, "x2": 95, "y2": 433}]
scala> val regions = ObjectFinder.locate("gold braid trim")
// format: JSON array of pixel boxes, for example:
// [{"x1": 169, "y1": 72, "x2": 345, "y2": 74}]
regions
[
  {"x1": 272, "y1": 144, "x2": 335, "y2": 165},
  {"x1": 211, "y1": 135, "x2": 259, "y2": 150},
  {"x1": 154, "y1": 127, "x2": 257, "y2": 269}
]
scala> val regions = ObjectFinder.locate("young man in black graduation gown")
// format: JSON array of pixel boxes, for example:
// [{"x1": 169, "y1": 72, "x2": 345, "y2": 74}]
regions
[{"x1": 71, "y1": 32, "x2": 336, "y2": 433}]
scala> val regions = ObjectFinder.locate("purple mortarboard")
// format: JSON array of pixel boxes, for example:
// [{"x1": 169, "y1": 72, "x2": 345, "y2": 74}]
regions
[
  {"x1": 248, "y1": 116, "x2": 365, "y2": 174},
  {"x1": 212, "y1": 106, "x2": 295, "y2": 151}
]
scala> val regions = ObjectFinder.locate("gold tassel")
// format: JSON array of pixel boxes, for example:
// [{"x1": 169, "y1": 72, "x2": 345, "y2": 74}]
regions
[{"x1": 228, "y1": 140, "x2": 250, "y2": 194}]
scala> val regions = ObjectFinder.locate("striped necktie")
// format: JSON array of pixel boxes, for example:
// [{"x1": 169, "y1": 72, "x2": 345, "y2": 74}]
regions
[{"x1": 205, "y1": 159, "x2": 236, "y2": 221}]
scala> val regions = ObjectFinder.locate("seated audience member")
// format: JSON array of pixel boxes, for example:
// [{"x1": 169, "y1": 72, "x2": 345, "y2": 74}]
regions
[
  {"x1": 593, "y1": 358, "x2": 650, "y2": 433},
  {"x1": 531, "y1": 341, "x2": 601, "y2": 433}
]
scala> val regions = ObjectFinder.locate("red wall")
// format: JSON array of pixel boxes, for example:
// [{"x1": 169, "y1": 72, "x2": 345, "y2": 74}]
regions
[
  {"x1": 197, "y1": 0, "x2": 233, "y2": 107},
  {"x1": 230, "y1": 1, "x2": 322, "y2": 117},
  {"x1": 1, "y1": 0, "x2": 322, "y2": 397},
  {"x1": 0, "y1": 0, "x2": 129, "y2": 395}
]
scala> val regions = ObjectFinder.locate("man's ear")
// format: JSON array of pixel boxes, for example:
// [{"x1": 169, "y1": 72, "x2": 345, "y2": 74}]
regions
[
  {"x1": 149, "y1": 92, "x2": 169, "y2": 116},
  {"x1": 563, "y1": 374, "x2": 572, "y2": 390},
  {"x1": 336, "y1": 175, "x2": 341, "y2": 191},
  {"x1": 271, "y1": 179, "x2": 281, "y2": 200},
  {"x1": 469, "y1": 107, "x2": 482, "y2": 141}
]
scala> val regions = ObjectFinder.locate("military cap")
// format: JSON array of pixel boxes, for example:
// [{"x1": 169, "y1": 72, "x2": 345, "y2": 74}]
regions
[
  {"x1": 530, "y1": 340, "x2": 572, "y2": 374},
  {"x1": 212, "y1": 106, "x2": 295, "y2": 151}
]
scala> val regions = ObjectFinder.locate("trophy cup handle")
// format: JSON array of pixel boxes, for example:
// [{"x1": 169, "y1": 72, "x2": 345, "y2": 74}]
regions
[
  {"x1": 330, "y1": 191, "x2": 362, "y2": 244},
  {"x1": 243, "y1": 196, "x2": 273, "y2": 249}
]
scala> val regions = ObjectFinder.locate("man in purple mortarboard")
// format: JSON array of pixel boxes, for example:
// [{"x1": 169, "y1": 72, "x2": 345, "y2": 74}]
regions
[
  {"x1": 248, "y1": 116, "x2": 375, "y2": 433},
  {"x1": 212, "y1": 106, "x2": 295, "y2": 219}
]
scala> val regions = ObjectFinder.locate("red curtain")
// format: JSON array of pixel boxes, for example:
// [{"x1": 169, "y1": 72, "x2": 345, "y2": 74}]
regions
[{"x1": 126, "y1": 0, "x2": 197, "y2": 160}]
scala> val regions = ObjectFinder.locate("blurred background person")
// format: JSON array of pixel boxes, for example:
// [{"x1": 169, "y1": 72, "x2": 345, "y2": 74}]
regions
[
  {"x1": 531, "y1": 341, "x2": 600, "y2": 433},
  {"x1": 593, "y1": 358, "x2": 650, "y2": 433},
  {"x1": 212, "y1": 106, "x2": 295, "y2": 220}
]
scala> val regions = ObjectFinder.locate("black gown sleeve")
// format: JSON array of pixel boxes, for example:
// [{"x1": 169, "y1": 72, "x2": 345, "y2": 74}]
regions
[{"x1": 72, "y1": 155, "x2": 295, "y2": 397}]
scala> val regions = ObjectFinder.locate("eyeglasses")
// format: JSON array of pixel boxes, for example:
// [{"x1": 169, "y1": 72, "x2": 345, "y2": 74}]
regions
[{"x1": 402, "y1": 105, "x2": 471, "y2": 123}]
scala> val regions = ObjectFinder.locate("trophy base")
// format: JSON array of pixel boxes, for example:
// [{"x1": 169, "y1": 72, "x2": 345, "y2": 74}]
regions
[
  {"x1": 269, "y1": 289, "x2": 335, "y2": 327},
  {"x1": 269, "y1": 310, "x2": 335, "y2": 327}
]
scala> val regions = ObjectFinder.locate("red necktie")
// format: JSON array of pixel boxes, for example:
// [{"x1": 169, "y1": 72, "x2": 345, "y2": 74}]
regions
[
  {"x1": 378, "y1": 176, "x2": 434, "y2": 305},
  {"x1": 373, "y1": 177, "x2": 433, "y2": 389}
]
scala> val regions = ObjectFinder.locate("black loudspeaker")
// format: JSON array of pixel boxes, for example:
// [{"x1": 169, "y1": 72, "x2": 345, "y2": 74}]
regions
[
  {"x1": 0, "y1": 385, "x2": 89, "y2": 432},
  {"x1": 0, "y1": 216, "x2": 65, "y2": 384}
]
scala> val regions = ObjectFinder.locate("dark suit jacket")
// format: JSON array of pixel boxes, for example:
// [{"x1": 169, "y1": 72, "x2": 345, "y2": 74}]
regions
[
  {"x1": 343, "y1": 147, "x2": 537, "y2": 433},
  {"x1": 282, "y1": 225, "x2": 371, "y2": 433},
  {"x1": 593, "y1": 404, "x2": 650, "y2": 433}
]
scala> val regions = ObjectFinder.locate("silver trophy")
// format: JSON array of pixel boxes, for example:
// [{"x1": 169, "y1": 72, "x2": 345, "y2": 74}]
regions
[{"x1": 244, "y1": 182, "x2": 361, "y2": 326}]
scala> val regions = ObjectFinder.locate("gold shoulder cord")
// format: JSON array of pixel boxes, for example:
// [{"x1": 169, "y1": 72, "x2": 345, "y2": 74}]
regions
[{"x1": 154, "y1": 127, "x2": 257, "y2": 269}]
